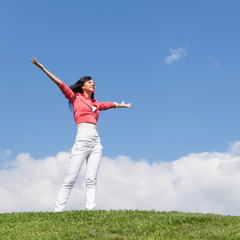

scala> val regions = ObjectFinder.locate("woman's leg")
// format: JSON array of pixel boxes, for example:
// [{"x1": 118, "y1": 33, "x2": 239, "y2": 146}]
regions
[
  {"x1": 85, "y1": 143, "x2": 103, "y2": 210},
  {"x1": 55, "y1": 140, "x2": 89, "y2": 212}
]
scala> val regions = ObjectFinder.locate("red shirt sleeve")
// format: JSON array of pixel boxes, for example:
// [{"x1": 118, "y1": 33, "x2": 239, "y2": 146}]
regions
[
  {"x1": 58, "y1": 82, "x2": 75, "y2": 103},
  {"x1": 96, "y1": 101, "x2": 115, "y2": 111}
]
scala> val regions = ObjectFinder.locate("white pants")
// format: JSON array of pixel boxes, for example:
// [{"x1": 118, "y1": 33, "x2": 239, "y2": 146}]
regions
[{"x1": 55, "y1": 123, "x2": 103, "y2": 212}]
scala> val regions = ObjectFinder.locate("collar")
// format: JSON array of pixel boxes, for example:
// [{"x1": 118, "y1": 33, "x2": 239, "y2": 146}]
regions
[{"x1": 80, "y1": 93, "x2": 96, "y2": 102}]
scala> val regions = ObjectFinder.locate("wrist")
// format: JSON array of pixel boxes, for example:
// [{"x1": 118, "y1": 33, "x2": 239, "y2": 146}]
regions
[
  {"x1": 113, "y1": 102, "x2": 118, "y2": 108},
  {"x1": 39, "y1": 64, "x2": 44, "y2": 70}
]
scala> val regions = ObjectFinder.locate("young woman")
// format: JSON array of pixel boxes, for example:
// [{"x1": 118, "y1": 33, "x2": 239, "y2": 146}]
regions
[{"x1": 31, "y1": 57, "x2": 131, "y2": 211}]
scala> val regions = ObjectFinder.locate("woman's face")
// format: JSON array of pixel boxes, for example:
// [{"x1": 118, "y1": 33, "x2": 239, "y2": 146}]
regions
[{"x1": 82, "y1": 79, "x2": 95, "y2": 93}]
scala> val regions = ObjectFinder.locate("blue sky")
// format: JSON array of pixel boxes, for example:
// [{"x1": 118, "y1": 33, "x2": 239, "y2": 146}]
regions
[{"x1": 1, "y1": 0, "x2": 240, "y2": 163}]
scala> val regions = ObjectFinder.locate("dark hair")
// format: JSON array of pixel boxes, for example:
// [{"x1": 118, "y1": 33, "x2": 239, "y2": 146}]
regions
[
  {"x1": 68, "y1": 76, "x2": 94, "y2": 109},
  {"x1": 69, "y1": 76, "x2": 94, "y2": 99}
]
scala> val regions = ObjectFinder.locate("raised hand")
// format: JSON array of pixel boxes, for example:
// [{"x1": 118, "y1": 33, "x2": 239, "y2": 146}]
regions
[
  {"x1": 31, "y1": 57, "x2": 44, "y2": 69},
  {"x1": 31, "y1": 57, "x2": 62, "y2": 86}
]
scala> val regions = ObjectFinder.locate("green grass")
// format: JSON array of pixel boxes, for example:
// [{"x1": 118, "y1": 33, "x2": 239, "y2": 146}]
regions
[{"x1": 0, "y1": 210, "x2": 240, "y2": 239}]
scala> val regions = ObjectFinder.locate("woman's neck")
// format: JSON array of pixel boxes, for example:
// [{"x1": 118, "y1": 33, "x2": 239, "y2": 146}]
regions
[{"x1": 83, "y1": 91, "x2": 92, "y2": 99}]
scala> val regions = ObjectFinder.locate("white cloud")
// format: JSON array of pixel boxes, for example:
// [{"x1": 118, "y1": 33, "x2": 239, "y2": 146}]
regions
[
  {"x1": 1, "y1": 143, "x2": 240, "y2": 215},
  {"x1": 165, "y1": 47, "x2": 187, "y2": 64},
  {"x1": 228, "y1": 141, "x2": 240, "y2": 155}
]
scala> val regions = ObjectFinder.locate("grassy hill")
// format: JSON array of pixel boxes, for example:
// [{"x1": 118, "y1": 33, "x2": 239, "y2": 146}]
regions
[{"x1": 1, "y1": 210, "x2": 240, "y2": 239}]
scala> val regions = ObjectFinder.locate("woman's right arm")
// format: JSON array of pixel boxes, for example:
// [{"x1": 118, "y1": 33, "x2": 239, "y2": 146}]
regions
[
  {"x1": 31, "y1": 57, "x2": 75, "y2": 102},
  {"x1": 31, "y1": 57, "x2": 62, "y2": 86}
]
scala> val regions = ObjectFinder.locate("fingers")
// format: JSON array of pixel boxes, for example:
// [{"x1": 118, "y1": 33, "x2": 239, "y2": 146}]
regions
[{"x1": 121, "y1": 102, "x2": 132, "y2": 108}]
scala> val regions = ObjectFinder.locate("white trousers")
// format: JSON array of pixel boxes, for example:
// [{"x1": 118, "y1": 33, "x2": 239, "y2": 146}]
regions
[{"x1": 55, "y1": 123, "x2": 103, "y2": 212}]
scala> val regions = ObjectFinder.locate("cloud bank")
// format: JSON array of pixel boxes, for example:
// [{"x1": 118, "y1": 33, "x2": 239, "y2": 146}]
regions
[
  {"x1": 1, "y1": 142, "x2": 240, "y2": 215},
  {"x1": 165, "y1": 47, "x2": 187, "y2": 64}
]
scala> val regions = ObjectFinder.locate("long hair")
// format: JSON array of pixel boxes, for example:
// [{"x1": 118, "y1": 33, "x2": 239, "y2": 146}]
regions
[{"x1": 68, "y1": 76, "x2": 94, "y2": 109}]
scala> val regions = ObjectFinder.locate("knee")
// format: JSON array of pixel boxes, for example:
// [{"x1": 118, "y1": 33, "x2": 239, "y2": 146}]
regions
[
  {"x1": 63, "y1": 179, "x2": 75, "y2": 187},
  {"x1": 86, "y1": 176, "x2": 97, "y2": 189},
  {"x1": 63, "y1": 174, "x2": 78, "y2": 188}
]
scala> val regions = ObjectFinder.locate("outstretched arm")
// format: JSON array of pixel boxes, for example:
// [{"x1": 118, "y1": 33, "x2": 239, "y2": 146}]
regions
[
  {"x1": 97, "y1": 101, "x2": 131, "y2": 111},
  {"x1": 31, "y1": 57, "x2": 62, "y2": 86},
  {"x1": 114, "y1": 101, "x2": 131, "y2": 108}
]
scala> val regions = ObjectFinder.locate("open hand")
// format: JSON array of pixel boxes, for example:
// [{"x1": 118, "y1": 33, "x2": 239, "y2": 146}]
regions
[{"x1": 119, "y1": 101, "x2": 132, "y2": 108}]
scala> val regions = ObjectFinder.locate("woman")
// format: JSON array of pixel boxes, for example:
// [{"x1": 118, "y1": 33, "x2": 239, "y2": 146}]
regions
[{"x1": 31, "y1": 57, "x2": 131, "y2": 211}]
